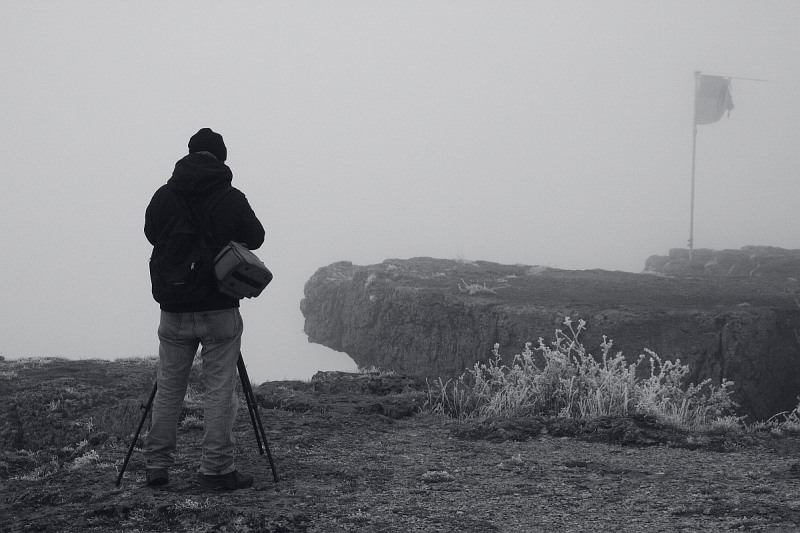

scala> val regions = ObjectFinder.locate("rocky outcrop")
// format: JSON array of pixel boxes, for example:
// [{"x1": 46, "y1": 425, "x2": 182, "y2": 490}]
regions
[
  {"x1": 0, "y1": 358, "x2": 157, "y2": 451},
  {"x1": 255, "y1": 371, "x2": 426, "y2": 420},
  {"x1": 646, "y1": 246, "x2": 800, "y2": 280},
  {"x1": 301, "y1": 256, "x2": 800, "y2": 420}
]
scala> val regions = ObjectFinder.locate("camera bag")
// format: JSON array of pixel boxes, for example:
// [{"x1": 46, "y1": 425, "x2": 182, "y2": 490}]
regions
[{"x1": 213, "y1": 241, "x2": 273, "y2": 299}]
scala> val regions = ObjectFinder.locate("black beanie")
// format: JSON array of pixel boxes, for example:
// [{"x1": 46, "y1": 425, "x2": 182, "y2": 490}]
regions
[{"x1": 188, "y1": 128, "x2": 227, "y2": 162}]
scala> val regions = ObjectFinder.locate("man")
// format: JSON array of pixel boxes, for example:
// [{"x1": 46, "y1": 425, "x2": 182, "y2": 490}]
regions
[{"x1": 144, "y1": 128, "x2": 265, "y2": 490}]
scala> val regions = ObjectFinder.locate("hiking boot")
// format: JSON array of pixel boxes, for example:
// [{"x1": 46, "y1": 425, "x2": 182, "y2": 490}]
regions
[
  {"x1": 196, "y1": 470, "x2": 254, "y2": 490},
  {"x1": 146, "y1": 468, "x2": 169, "y2": 487}
]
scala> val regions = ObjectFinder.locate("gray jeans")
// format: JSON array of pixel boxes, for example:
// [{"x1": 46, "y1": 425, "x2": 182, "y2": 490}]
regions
[{"x1": 144, "y1": 308, "x2": 243, "y2": 475}]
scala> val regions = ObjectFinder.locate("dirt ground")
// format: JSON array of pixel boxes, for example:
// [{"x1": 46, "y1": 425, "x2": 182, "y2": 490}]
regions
[{"x1": 3, "y1": 358, "x2": 800, "y2": 532}]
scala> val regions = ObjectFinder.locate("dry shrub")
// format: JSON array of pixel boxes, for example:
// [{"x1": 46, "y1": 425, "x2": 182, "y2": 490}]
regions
[{"x1": 425, "y1": 317, "x2": 738, "y2": 432}]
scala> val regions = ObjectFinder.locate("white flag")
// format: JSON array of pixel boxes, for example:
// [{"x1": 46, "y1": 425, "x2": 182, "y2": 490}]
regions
[{"x1": 695, "y1": 75, "x2": 734, "y2": 125}]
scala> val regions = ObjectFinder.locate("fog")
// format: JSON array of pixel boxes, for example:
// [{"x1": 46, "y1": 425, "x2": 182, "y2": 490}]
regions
[{"x1": 2, "y1": 1, "x2": 798, "y2": 382}]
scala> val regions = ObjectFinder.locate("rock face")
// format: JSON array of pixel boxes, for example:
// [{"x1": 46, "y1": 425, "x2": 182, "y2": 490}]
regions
[
  {"x1": 301, "y1": 254, "x2": 800, "y2": 420},
  {"x1": 646, "y1": 246, "x2": 800, "y2": 280}
]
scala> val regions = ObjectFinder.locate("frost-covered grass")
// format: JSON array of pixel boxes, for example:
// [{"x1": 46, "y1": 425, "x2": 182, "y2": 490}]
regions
[
  {"x1": 457, "y1": 279, "x2": 496, "y2": 295},
  {"x1": 425, "y1": 317, "x2": 740, "y2": 432}
]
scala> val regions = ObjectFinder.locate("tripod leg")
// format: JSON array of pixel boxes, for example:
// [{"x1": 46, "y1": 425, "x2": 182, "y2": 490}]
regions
[
  {"x1": 116, "y1": 381, "x2": 157, "y2": 486},
  {"x1": 237, "y1": 354, "x2": 279, "y2": 482},
  {"x1": 249, "y1": 387, "x2": 279, "y2": 482},
  {"x1": 240, "y1": 363, "x2": 265, "y2": 454}
]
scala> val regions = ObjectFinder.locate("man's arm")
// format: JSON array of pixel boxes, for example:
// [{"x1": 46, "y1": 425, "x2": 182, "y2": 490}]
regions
[
  {"x1": 144, "y1": 188, "x2": 165, "y2": 246},
  {"x1": 235, "y1": 192, "x2": 265, "y2": 250}
]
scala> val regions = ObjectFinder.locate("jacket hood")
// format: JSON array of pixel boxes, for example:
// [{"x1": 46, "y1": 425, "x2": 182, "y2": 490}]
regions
[{"x1": 167, "y1": 152, "x2": 233, "y2": 196}]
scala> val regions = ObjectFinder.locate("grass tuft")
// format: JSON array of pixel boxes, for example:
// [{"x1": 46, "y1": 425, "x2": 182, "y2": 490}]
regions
[
  {"x1": 457, "y1": 279, "x2": 496, "y2": 295},
  {"x1": 425, "y1": 317, "x2": 738, "y2": 432}
]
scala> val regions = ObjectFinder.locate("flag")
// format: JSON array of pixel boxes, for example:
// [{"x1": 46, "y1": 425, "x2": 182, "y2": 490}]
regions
[{"x1": 695, "y1": 74, "x2": 734, "y2": 125}]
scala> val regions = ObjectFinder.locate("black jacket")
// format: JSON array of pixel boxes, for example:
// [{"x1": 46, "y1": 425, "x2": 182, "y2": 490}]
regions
[{"x1": 145, "y1": 152, "x2": 265, "y2": 312}]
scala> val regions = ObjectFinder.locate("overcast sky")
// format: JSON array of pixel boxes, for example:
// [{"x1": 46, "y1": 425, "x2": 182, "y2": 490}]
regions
[{"x1": 2, "y1": 1, "x2": 798, "y2": 382}]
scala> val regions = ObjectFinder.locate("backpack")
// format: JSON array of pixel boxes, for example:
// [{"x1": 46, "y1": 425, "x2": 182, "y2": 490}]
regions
[{"x1": 149, "y1": 187, "x2": 232, "y2": 305}]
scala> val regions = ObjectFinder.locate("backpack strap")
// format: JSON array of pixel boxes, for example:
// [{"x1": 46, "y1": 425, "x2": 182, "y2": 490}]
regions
[
  {"x1": 181, "y1": 186, "x2": 234, "y2": 248},
  {"x1": 203, "y1": 186, "x2": 233, "y2": 248},
  {"x1": 201, "y1": 186, "x2": 234, "y2": 216}
]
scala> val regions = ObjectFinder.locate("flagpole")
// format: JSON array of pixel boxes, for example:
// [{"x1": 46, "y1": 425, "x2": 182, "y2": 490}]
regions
[
  {"x1": 688, "y1": 71, "x2": 760, "y2": 262},
  {"x1": 689, "y1": 71, "x2": 700, "y2": 262}
]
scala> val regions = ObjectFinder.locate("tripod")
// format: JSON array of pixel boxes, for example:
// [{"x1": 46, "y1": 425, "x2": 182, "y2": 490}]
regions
[{"x1": 115, "y1": 353, "x2": 279, "y2": 486}]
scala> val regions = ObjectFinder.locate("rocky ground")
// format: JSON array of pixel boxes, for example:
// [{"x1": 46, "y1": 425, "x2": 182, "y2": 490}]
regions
[{"x1": 3, "y1": 357, "x2": 800, "y2": 532}]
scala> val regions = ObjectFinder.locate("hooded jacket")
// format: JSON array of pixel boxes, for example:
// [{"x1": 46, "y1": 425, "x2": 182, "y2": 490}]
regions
[{"x1": 145, "y1": 152, "x2": 265, "y2": 312}]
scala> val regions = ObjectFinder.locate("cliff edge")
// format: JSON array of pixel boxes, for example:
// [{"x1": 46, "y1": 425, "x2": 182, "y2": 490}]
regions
[{"x1": 301, "y1": 251, "x2": 800, "y2": 420}]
